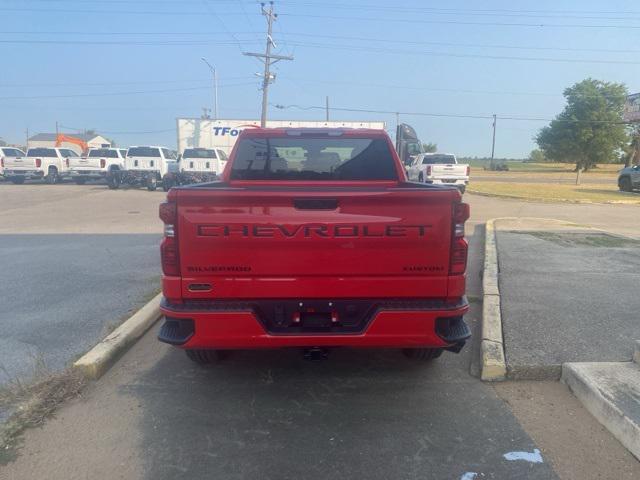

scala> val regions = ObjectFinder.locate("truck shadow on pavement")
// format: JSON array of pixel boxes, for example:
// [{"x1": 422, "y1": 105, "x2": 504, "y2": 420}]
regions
[{"x1": 123, "y1": 342, "x2": 557, "y2": 480}]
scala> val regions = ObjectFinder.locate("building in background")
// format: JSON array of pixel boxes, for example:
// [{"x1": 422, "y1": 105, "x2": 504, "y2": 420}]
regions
[
  {"x1": 27, "y1": 132, "x2": 111, "y2": 155},
  {"x1": 176, "y1": 118, "x2": 386, "y2": 154}
]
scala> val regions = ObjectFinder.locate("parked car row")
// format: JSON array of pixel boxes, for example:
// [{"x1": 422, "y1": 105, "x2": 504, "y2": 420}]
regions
[{"x1": 0, "y1": 146, "x2": 228, "y2": 191}]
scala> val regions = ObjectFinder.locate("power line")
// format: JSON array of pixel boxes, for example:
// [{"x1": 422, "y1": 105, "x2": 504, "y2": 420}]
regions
[
  {"x1": 0, "y1": 39, "x2": 256, "y2": 46},
  {"x1": 0, "y1": 82, "x2": 255, "y2": 100},
  {"x1": 278, "y1": 12, "x2": 640, "y2": 30},
  {"x1": 280, "y1": 31, "x2": 640, "y2": 55},
  {"x1": 0, "y1": 76, "x2": 252, "y2": 88},
  {"x1": 273, "y1": 103, "x2": 630, "y2": 125},
  {"x1": 282, "y1": 40, "x2": 640, "y2": 65}
]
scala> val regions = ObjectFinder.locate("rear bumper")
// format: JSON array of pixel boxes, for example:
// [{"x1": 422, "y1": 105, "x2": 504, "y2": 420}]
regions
[
  {"x1": 426, "y1": 179, "x2": 468, "y2": 186},
  {"x1": 159, "y1": 297, "x2": 470, "y2": 350},
  {"x1": 69, "y1": 169, "x2": 106, "y2": 178},
  {"x1": 4, "y1": 169, "x2": 44, "y2": 179}
]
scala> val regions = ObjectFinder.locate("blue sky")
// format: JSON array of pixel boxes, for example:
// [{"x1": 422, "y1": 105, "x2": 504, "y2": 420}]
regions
[{"x1": 2, "y1": 0, "x2": 640, "y2": 157}]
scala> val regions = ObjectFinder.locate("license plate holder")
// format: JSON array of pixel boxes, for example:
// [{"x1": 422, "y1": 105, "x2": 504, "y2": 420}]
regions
[{"x1": 301, "y1": 312, "x2": 332, "y2": 329}]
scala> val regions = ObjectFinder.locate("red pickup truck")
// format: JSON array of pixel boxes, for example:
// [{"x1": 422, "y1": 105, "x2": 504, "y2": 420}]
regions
[{"x1": 158, "y1": 128, "x2": 470, "y2": 363}]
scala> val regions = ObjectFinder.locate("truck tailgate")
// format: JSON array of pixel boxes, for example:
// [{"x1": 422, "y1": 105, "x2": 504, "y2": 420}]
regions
[
  {"x1": 69, "y1": 157, "x2": 100, "y2": 169},
  {"x1": 431, "y1": 164, "x2": 467, "y2": 178},
  {"x1": 175, "y1": 186, "x2": 455, "y2": 299},
  {"x1": 4, "y1": 157, "x2": 36, "y2": 169}
]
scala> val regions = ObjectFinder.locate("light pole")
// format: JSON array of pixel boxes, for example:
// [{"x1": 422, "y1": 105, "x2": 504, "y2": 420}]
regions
[{"x1": 201, "y1": 57, "x2": 218, "y2": 120}]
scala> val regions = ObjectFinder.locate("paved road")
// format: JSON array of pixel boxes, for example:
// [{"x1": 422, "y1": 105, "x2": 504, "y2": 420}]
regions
[
  {"x1": 3, "y1": 192, "x2": 640, "y2": 479},
  {"x1": 0, "y1": 184, "x2": 164, "y2": 421},
  {"x1": 496, "y1": 224, "x2": 640, "y2": 378},
  {"x1": 6, "y1": 192, "x2": 640, "y2": 480}
]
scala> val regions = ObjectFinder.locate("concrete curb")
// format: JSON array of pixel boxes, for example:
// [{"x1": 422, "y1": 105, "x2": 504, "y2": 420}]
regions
[
  {"x1": 480, "y1": 219, "x2": 507, "y2": 381},
  {"x1": 467, "y1": 189, "x2": 640, "y2": 205},
  {"x1": 74, "y1": 293, "x2": 162, "y2": 380},
  {"x1": 562, "y1": 362, "x2": 640, "y2": 461}
]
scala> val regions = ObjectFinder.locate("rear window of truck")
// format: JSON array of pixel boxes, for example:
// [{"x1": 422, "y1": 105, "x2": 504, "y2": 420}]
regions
[
  {"x1": 231, "y1": 137, "x2": 398, "y2": 180},
  {"x1": 89, "y1": 149, "x2": 119, "y2": 158},
  {"x1": 183, "y1": 148, "x2": 216, "y2": 159},
  {"x1": 127, "y1": 147, "x2": 160, "y2": 157},
  {"x1": 422, "y1": 155, "x2": 456, "y2": 164},
  {"x1": 27, "y1": 148, "x2": 57, "y2": 157}
]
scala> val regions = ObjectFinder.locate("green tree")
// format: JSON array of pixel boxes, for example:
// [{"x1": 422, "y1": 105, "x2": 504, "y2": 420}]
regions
[
  {"x1": 536, "y1": 78, "x2": 629, "y2": 171},
  {"x1": 422, "y1": 142, "x2": 437, "y2": 153},
  {"x1": 528, "y1": 149, "x2": 546, "y2": 163}
]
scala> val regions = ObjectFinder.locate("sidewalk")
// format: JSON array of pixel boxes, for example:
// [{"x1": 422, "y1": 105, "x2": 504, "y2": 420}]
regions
[{"x1": 495, "y1": 218, "x2": 640, "y2": 379}]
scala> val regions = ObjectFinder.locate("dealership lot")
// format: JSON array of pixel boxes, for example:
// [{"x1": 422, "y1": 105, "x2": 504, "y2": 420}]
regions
[{"x1": 1, "y1": 185, "x2": 639, "y2": 478}]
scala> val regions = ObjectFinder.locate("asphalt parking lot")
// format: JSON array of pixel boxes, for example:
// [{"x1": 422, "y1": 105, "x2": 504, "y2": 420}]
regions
[
  {"x1": 1, "y1": 185, "x2": 639, "y2": 479},
  {"x1": 0, "y1": 184, "x2": 164, "y2": 422}
]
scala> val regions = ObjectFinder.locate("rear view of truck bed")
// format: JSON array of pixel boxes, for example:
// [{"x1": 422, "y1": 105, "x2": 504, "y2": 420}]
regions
[{"x1": 158, "y1": 128, "x2": 470, "y2": 363}]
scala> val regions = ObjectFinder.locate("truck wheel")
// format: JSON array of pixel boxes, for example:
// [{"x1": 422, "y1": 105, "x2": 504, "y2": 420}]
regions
[
  {"x1": 146, "y1": 174, "x2": 158, "y2": 191},
  {"x1": 107, "y1": 171, "x2": 121, "y2": 190},
  {"x1": 402, "y1": 348, "x2": 443, "y2": 361},
  {"x1": 10, "y1": 177, "x2": 25, "y2": 185},
  {"x1": 45, "y1": 167, "x2": 59, "y2": 184},
  {"x1": 619, "y1": 176, "x2": 632, "y2": 192},
  {"x1": 185, "y1": 349, "x2": 229, "y2": 364}
]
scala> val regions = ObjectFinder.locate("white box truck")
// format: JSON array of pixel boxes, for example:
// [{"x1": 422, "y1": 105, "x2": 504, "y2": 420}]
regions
[{"x1": 176, "y1": 118, "x2": 387, "y2": 156}]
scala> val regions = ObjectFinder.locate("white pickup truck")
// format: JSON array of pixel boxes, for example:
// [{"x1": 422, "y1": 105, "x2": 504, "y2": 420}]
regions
[
  {"x1": 170, "y1": 147, "x2": 228, "y2": 186},
  {"x1": 119, "y1": 146, "x2": 178, "y2": 191},
  {"x1": 68, "y1": 147, "x2": 127, "y2": 185},
  {"x1": 407, "y1": 153, "x2": 470, "y2": 193},
  {"x1": 0, "y1": 147, "x2": 26, "y2": 179},
  {"x1": 3, "y1": 147, "x2": 76, "y2": 184}
]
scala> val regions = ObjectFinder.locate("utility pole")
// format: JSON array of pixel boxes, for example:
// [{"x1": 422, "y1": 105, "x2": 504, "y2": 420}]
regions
[
  {"x1": 491, "y1": 114, "x2": 497, "y2": 160},
  {"x1": 201, "y1": 58, "x2": 218, "y2": 119},
  {"x1": 243, "y1": 2, "x2": 293, "y2": 127},
  {"x1": 325, "y1": 96, "x2": 330, "y2": 121}
]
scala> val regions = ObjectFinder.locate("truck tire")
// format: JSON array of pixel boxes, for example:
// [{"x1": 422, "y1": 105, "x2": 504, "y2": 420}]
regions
[
  {"x1": 107, "y1": 171, "x2": 121, "y2": 190},
  {"x1": 146, "y1": 174, "x2": 158, "y2": 191},
  {"x1": 10, "y1": 177, "x2": 25, "y2": 185},
  {"x1": 185, "y1": 349, "x2": 228, "y2": 364},
  {"x1": 402, "y1": 348, "x2": 443, "y2": 361},
  {"x1": 45, "y1": 167, "x2": 59, "y2": 184},
  {"x1": 619, "y1": 176, "x2": 632, "y2": 192}
]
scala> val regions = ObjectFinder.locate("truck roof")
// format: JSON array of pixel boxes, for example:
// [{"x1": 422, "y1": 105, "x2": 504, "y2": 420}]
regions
[{"x1": 239, "y1": 127, "x2": 388, "y2": 138}]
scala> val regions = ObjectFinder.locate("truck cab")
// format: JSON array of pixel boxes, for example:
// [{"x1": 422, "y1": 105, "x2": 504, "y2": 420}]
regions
[
  {"x1": 68, "y1": 147, "x2": 127, "y2": 185},
  {"x1": 121, "y1": 146, "x2": 178, "y2": 191},
  {"x1": 4, "y1": 147, "x2": 73, "y2": 184}
]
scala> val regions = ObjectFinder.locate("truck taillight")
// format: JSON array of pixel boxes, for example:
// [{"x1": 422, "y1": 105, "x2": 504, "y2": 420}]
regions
[
  {"x1": 0, "y1": 157, "x2": 4, "y2": 167},
  {"x1": 426, "y1": 165, "x2": 432, "y2": 176},
  {"x1": 100, "y1": 158, "x2": 106, "y2": 168},
  {"x1": 466, "y1": 165, "x2": 470, "y2": 176},
  {"x1": 159, "y1": 200, "x2": 179, "y2": 276},
  {"x1": 35, "y1": 158, "x2": 42, "y2": 168},
  {"x1": 65, "y1": 158, "x2": 69, "y2": 167},
  {"x1": 450, "y1": 202, "x2": 470, "y2": 275}
]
